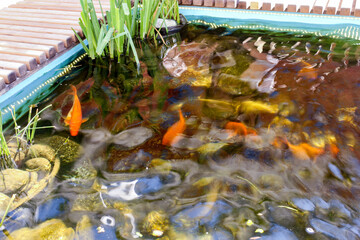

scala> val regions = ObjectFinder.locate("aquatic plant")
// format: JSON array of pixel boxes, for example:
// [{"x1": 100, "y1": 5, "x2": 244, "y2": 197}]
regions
[
  {"x1": 74, "y1": 0, "x2": 180, "y2": 62},
  {"x1": 0, "y1": 105, "x2": 53, "y2": 170}
]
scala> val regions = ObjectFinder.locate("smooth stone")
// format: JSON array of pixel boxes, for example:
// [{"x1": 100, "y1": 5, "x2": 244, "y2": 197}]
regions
[
  {"x1": 35, "y1": 197, "x2": 69, "y2": 223},
  {"x1": 329, "y1": 199, "x2": 352, "y2": 218},
  {"x1": 155, "y1": 18, "x2": 178, "y2": 28},
  {"x1": 0, "y1": 193, "x2": 11, "y2": 217},
  {"x1": 25, "y1": 158, "x2": 51, "y2": 172},
  {"x1": 258, "y1": 225, "x2": 298, "y2": 240},
  {"x1": 0, "y1": 169, "x2": 33, "y2": 194},
  {"x1": 328, "y1": 163, "x2": 344, "y2": 180},
  {"x1": 75, "y1": 215, "x2": 94, "y2": 240},
  {"x1": 292, "y1": 198, "x2": 315, "y2": 212},
  {"x1": 9, "y1": 219, "x2": 74, "y2": 240},
  {"x1": 209, "y1": 228, "x2": 234, "y2": 240},
  {"x1": 0, "y1": 208, "x2": 33, "y2": 238},
  {"x1": 40, "y1": 136, "x2": 81, "y2": 163},
  {"x1": 311, "y1": 196, "x2": 330, "y2": 210},
  {"x1": 143, "y1": 211, "x2": 169, "y2": 237},
  {"x1": 269, "y1": 206, "x2": 296, "y2": 229},
  {"x1": 310, "y1": 218, "x2": 358, "y2": 240},
  {"x1": 28, "y1": 144, "x2": 56, "y2": 162},
  {"x1": 112, "y1": 149, "x2": 152, "y2": 172},
  {"x1": 171, "y1": 200, "x2": 232, "y2": 232},
  {"x1": 259, "y1": 174, "x2": 284, "y2": 190},
  {"x1": 112, "y1": 127, "x2": 153, "y2": 149}
]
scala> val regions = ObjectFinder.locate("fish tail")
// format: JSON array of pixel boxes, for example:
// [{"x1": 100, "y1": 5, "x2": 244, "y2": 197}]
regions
[
  {"x1": 178, "y1": 109, "x2": 184, "y2": 123},
  {"x1": 70, "y1": 85, "x2": 77, "y2": 96}
]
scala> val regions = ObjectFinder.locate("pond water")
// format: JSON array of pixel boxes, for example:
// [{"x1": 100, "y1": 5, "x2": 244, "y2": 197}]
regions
[{"x1": 3, "y1": 23, "x2": 360, "y2": 239}]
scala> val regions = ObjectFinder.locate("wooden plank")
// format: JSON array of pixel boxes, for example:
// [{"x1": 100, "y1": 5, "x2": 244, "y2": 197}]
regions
[
  {"x1": 339, "y1": 0, "x2": 352, "y2": 15},
  {"x1": 0, "y1": 54, "x2": 37, "y2": 71},
  {"x1": 1, "y1": 10, "x2": 80, "y2": 21},
  {"x1": 0, "y1": 13, "x2": 79, "y2": 25},
  {"x1": 326, "y1": 0, "x2": 341, "y2": 14},
  {"x1": 0, "y1": 41, "x2": 55, "y2": 59},
  {"x1": 0, "y1": 29, "x2": 73, "y2": 48},
  {"x1": 10, "y1": 3, "x2": 102, "y2": 13},
  {"x1": 0, "y1": 61, "x2": 27, "y2": 77},
  {"x1": 193, "y1": 0, "x2": 204, "y2": 5},
  {"x1": 0, "y1": 35, "x2": 64, "y2": 53},
  {"x1": 0, "y1": 19, "x2": 82, "y2": 32},
  {"x1": 355, "y1": 0, "x2": 360, "y2": 16},
  {"x1": 4, "y1": 7, "x2": 82, "y2": 16},
  {"x1": 0, "y1": 47, "x2": 46, "y2": 64},
  {"x1": 204, "y1": 0, "x2": 215, "y2": 6},
  {"x1": 274, "y1": 3, "x2": 284, "y2": 11},
  {"x1": 0, "y1": 77, "x2": 5, "y2": 91},
  {"x1": 23, "y1": 0, "x2": 110, "y2": 3},
  {"x1": 15, "y1": 0, "x2": 111, "y2": 8},
  {"x1": 238, "y1": 1, "x2": 247, "y2": 8},
  {"x1": 226, "y1": 0, "x2": 236, "y2": 8},
  {"x1": 0, "y1": 24, "x2": 79, "y2": 42},
  {"x1": 215, "y1": 0, "x2": 226, "y2": 7},
  {"x1": 0, "y1": 69, "x2": 17, "y2": 84},
  {"x1": 182, "y1": 0, "x2": 193, "y2": 4},
  {"x1": 313, "y1": 0, "x2": 328, "y2": 13},
  {"x1": 262, "y1": 2, "x2": 272, "y2": 10}
]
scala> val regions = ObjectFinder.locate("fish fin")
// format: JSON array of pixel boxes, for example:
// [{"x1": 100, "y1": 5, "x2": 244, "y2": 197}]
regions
[{"x1": 81, "y1": 118, "x2": 89, "y2": 123}]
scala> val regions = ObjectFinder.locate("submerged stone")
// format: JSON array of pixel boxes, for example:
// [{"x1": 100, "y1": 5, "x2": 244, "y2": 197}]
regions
[
  {"x1": 0, "y1": 169, "x2": 34, "y2": 194},
  {"x1": 75, "y1": 215, "x2": 94, "y2": 240},
  {"x1": 28, "y1": 144, "x2": 56, "y2": 162},
  {"x1": 9, "y1": 218, "x2": 74, "y2": 240},
  {"x1": 310, "y1": 218, "x2": 358, "y2": 240},
  {"x1": 40, "y1": 136, "x2": 81, "y2": 163},
  {"x1": 311, "y1": 196, "x2": 330, "y2": 209},
  {"x1": 35, "y1": 197, "x2": 69, "y2": 223},
  {"x1": 292, "y1": 198, "x2": 315, "y2": 212},
  {"x1": 0, "y1": 208, "x2": 33, "y2": 238},
  {"x1": 0, "y1": 193, "x2": 11, "y2": 217},
  {"x1": 329, "y1": 199, "x2": 352, "y2": 218},
  {"x1": 112, "y1": 149, "x2": 152, "y2": 172},
  {"x1": 259, "y1": 174, "x2": 284, "y2": 190},
  {"x1": 171, "y1": 200, "x2": 232, "y2": 232},
  {"x1": 112, "y1": 127, "x2": 153, "y2": 149},
  {"x1": 143, "y1": 210, "x2": 169, "y2": 237},
  {"x1": 328, "y1": 163, "x2": 344, "y2": 180},
  {"x1": 258, "y1": 225, "x2": 298, "y2": 240},
  {"x1": 25, "y1": 158, "x2": 51, "y2": 172}
]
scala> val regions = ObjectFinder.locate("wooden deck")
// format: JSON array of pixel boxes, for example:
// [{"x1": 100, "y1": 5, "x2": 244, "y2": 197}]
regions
[{"x1": 0, "y1": 0, "x2": 358, "y2": 93}]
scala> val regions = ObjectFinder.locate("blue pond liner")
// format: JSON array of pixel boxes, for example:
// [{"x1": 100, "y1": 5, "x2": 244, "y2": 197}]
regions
[{"x1": 1, "y1": 7, "x2": 360, "y2": 124}]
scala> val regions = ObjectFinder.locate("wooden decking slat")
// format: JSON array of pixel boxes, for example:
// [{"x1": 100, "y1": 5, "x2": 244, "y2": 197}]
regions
[
  {"x1": 0, "y1": 54, "x2": 37, "y2": 71},
  {"x1": 0, "y1": 41, "x2": 55, "y2": 59},
  {"x1": 12, "y1": 2, "x2": 108, "y2": 12},
  {"x1": 1, "y1": 10, "x2": 80, "y2": 21},
  {"x1": 0, "y1": 47, "x2": 46, "y2": 64},
  {"x1": 0, "y1": 77, "x2": 5, "y2": 90},
  {"x1": 0, "y1": 14, "x2": 79, "y2": 25},
  {"x1": 0, "y1": 29, "x2": 73, "y2": 48},
  {"x1": 0, "y1": 35, "x2": 64, "y2": 53},
  {"x1": 4, "y1": 7, "x2": 82, "y2": 16},
  {"x1": 0, "y1": 24, "x2": 79, "y2": 42},
  {"x1": 0, "y1": 69, "x2": 17, "y2": 84},
  {"x1": 0, "y1": 19, "x2": 82, "y2": 32},
  {"x1": 0, "y1": 61, "x2": 27, "y2": 77}
]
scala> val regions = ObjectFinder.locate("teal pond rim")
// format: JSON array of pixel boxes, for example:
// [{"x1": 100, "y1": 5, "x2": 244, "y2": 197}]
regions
[{"x1": 1, "y1": 6, "x2": 360, "y2": 124}]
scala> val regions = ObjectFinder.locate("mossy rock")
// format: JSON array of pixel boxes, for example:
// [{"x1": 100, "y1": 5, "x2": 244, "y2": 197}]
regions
[
  {"x1": 217, "y1": 73, "x2": 257, "y2": 96},
  {"x1": 39, "y1": 136, "x2": 82, "y2": 164},
  {"x1": 25, "y1": 158, "x2": 51, "y2": 172},
  {"x1": 9, "y1": 219, "x2": 74, "y2": 240},
  {"x1": 0, "y1": 169, "x2": 36, "y2": 194},
  {"x1": 28, "y1": 144, "x2": 56, "y2": 162}
]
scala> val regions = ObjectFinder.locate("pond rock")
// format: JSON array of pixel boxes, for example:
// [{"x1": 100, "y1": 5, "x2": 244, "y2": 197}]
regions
[
  {"x1": 268, "y1": 205, "x2": 296, "y2": 229},
  {"x1": 328, "y1": 163, "x2": 344, "y2": 181},
  {"x1": 142, "y1": 210, "x2": 169, "y2": 237},
  {"x1": 311, "y1": 196, "x2": 330, "y2": 210},
  {"x1": 0, "y1": 169, "x2": 35, "y2": 194},
  {"x1": 112, "y1": 149, "x2": 152, "y2": 172},
  {"x1": 171, "y1": 200, "x2": 232, "y2": 232},
  {"x1": 0, "y1": 208, "x2": 33, "y2": 237},
  {"x1": 259, "y1": 174, "x2": 284, "y2": 190},
  {"x1": 28, "y1": 144, "x2": 56, "y2": 162},
  {"x1": 9, "y1": 218, "x2": 74, "y2": 240},
  {"x1": 310, "y1": 218, "x2": 358, "y2": 240},
  {"x1": 25, "y1": 158, "x2": 51, "y2": 172},
  {"x1": 217, "y1": 73, "x2": 256, "y2": 96},
  {"x1": 40, "y1": 136, "x2": 81, "y2": 163},
  {"x1": 112, "y1": 127, "x2": 153, "y2": 149},
  {"x1": 35, "y1": 197, "x2": 69, "y2": 223},
  {"x1": 329, "y1": 199, "x2": 352, "y2": 218},
  {"x1": 75, "y1": 215, "x2": 94, "y2": 240},
  {"x1": 0, "y1": 193, "x2": 11, "y2": 217},
  {"x1": 292, "y1": 198, "x2": 315, "y2": 212},
  {"x1": 256, "y1": 225, "x2": 298, "y2": 240}
]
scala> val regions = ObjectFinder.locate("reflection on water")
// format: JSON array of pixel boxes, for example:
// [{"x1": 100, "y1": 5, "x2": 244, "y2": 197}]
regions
[{"x1": 4, "y1": 23, "x2": 360, "y2": 239}]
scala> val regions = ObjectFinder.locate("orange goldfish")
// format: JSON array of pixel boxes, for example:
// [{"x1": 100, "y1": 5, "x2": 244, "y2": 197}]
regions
[
  {"x1": 64, "y1": 85, "x2": 85, "y2": 136},
  {"x1": 273, "y1": 137, "x2": 324, "y2": 161},
  {"x1": 298, "y1": 60, "x2": 318, "y2": 79},
  {"x1": 162, "y1": 109, "x2": 186, "y2": 146},
  {"x1": 225, "y1": 121, "x2": 257, "y2": 138}
]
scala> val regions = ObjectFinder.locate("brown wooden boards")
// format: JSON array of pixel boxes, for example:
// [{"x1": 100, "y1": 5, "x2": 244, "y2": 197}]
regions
[{"x1": 0, "y1": 61, "x2": 27, "y2": 77}]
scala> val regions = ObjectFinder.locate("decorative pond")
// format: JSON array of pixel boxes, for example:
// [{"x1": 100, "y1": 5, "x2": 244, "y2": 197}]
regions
[{"x1": 1, "y1": 21, "x2": 360, "y2": 240}]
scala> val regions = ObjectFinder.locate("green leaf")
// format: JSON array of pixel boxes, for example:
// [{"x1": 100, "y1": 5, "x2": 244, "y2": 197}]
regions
[{"x1": 96, "y1": 27, "x2": 115, "y2": 55}]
